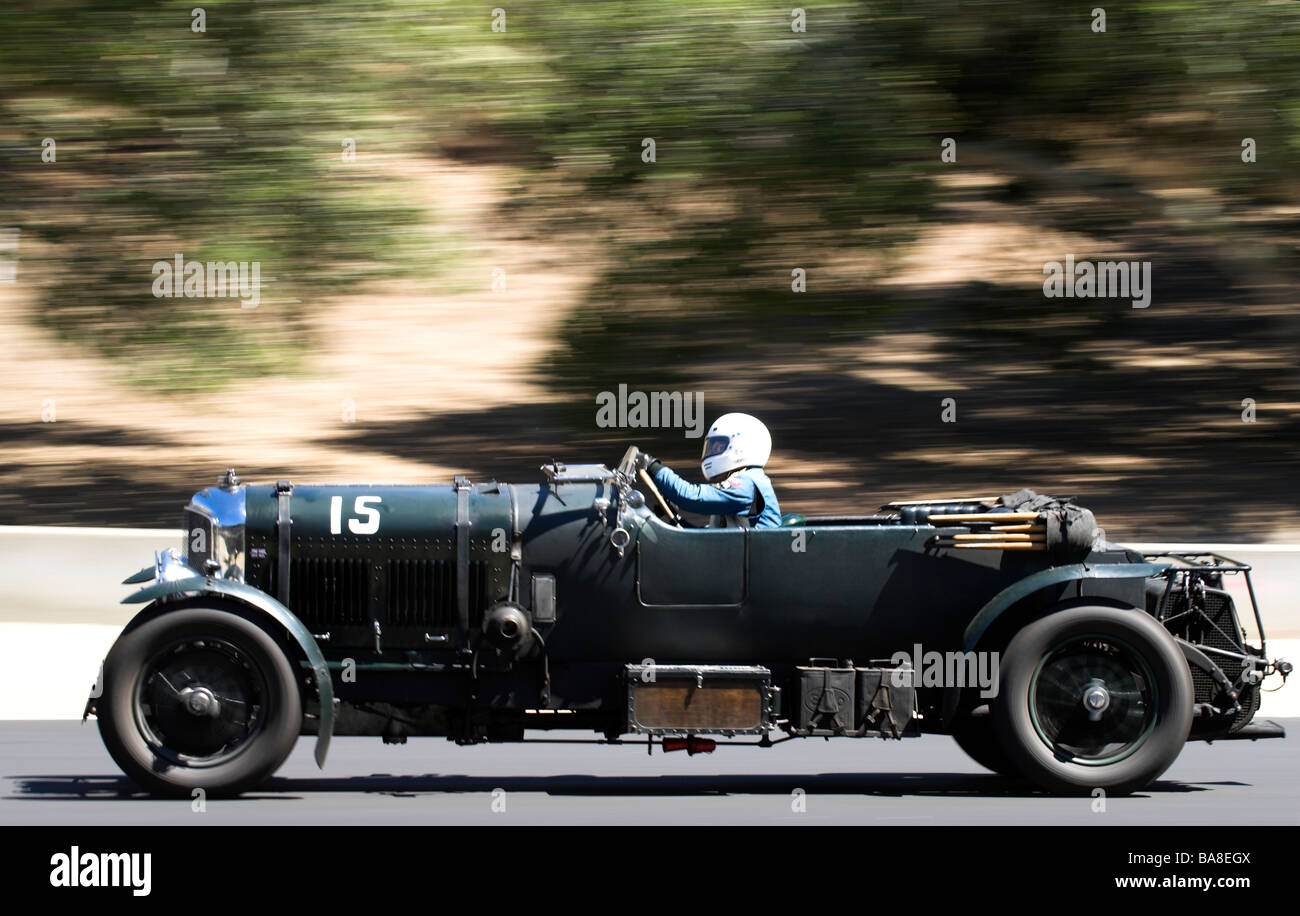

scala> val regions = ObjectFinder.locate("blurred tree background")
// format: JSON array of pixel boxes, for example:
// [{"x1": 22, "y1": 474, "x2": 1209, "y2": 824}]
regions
[
  {"x1": 4, "y1": 0, "x2": 1297, "y2": 386},
  {"x1": 1, "y1": 0, "x2": 1298, "y2": 532}
]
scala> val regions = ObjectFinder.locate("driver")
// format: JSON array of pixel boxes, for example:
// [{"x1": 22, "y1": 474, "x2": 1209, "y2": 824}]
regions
[{"x1": 636, "y1": 413, "x2": 781, "y2": 529}]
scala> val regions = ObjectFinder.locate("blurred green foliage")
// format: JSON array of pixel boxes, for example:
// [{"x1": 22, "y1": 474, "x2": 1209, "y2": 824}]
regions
[
  {"x1": 0, "y1": 0, "x2": 436, "y2": 390},
  {"x1": 1, "y1": 0, "x2": 1297, "y2": 392}
]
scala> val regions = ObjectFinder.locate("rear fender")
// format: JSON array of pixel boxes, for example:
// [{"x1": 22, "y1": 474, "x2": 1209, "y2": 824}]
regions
[
  {"x1": 943, "y1": 562, "x2": 1170, "y2": 730},
  {"x1": 961, "y1": 561, "x2": 1171, "y2": 653}
]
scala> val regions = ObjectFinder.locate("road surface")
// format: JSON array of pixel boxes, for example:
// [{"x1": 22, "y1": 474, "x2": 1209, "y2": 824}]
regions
[{"x1": 3, "y1": 720, "x2": 1295, "y2": 826}]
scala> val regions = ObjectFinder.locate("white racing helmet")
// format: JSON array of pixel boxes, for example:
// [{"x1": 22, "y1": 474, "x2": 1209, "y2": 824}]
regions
[{"x1": 700, "y1": 413, "x2": 772, "y2": 481}]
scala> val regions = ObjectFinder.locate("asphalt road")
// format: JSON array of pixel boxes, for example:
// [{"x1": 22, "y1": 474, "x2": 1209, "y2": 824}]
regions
[{"x1": 3, "y1": 720, "x2": 1296, "y2": 826}]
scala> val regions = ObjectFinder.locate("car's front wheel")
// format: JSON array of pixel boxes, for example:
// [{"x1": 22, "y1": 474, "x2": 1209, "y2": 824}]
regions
[
  {"x1": 98, "y1": 605, "x2": 302, "y2": 797},
  {"x1": 993, "y1": 604, "x2": 1193, "y2": 796}
]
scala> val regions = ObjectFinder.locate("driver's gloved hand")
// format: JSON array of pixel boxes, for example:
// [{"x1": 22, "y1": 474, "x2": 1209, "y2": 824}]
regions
[{"x1": 635, "y1": 450, "x2": 662, "y2": 476}]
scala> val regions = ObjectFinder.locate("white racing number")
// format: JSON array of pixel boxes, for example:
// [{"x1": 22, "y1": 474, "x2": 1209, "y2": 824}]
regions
[{"x1": 330, "y1": 495, "x2": 383, "y2": 535}]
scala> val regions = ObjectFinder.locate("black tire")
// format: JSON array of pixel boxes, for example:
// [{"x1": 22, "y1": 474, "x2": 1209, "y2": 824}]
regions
[
  {"x1": 98, "y1": 605, "x2": 301, "y2": 797},
  {"x1": 951, "y1": 713, "x2": 1020, "y2": 778},
  {"x1": 993, "y1": 604, "x2": 1193, "y2": 796}
]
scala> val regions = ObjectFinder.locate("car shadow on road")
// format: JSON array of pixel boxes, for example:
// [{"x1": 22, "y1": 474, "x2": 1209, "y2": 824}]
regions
[{"x1": 6, "y1": 772, "x2": 1238, "y2": 801}]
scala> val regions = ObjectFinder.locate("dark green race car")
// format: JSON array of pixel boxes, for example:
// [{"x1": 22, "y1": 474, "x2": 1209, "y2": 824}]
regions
[{"x1": 89, "y1": 449, "x2": 1290, "y2": 797}]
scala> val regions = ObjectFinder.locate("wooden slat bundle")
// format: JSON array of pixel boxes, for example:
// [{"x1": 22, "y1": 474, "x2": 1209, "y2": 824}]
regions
[
  {"x1": 952, "y1": 533, "x2": 1045, "y2": 542},
  {"x1": 923, "y1": 506, "x2": 1050, "y2": 550},
  {"x1": 951, "y1": 542, "x2": 1044, "y2": 551},
  {"x1": 930, "y1": 514, "x2": 1048, "y2": 550}
]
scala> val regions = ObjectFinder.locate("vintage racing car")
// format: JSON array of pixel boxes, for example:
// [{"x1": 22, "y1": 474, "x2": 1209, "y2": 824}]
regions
[{"x1": 88, "y1": 451, "x2": 1291, "y2": 796}]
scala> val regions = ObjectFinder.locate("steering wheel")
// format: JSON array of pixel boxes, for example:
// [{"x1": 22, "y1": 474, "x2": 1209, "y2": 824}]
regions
[{"x1": 619, "y1": 446, "x2": 682, "y2": 527}]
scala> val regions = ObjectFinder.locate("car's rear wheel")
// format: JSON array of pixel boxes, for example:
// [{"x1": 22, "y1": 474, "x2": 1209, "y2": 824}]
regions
[
  {"x1": 98, "y1": 605, "x2": 301, "y2": 797},
  {"x1": 993, "y1": 604, "x2": 1193, "y2": 796}
]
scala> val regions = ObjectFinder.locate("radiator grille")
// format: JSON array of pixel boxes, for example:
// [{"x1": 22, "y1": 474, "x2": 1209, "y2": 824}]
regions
[
  {"x1": 260, "y1": 554, "x2": 493, "y2": 630},
  {"x1": 387, "y1": 558, "x2": 453, "y2": 627},
  {"x1": 272, "y1": 557, "x2": 371, "y2": 627},
  {"x1": 386, "y1": 557, "x2": 489, "y2": 628}
]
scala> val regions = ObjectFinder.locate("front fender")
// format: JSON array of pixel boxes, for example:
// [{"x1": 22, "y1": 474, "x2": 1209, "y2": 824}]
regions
[
  {"x1": 961, "y1": 561, "x2": 1171, "y2": 653},
  {"x1": 121, "y1": 576, "x2": 334, "y2": 768}
]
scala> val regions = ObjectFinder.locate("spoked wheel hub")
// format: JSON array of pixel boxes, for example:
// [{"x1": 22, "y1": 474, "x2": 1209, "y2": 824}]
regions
[
  {"x1": 179, "y1": 685, "x2": 221, "y2": 717},
  {"x1": 1082, "y1": 679, "x2": 1110, "y2": 719},
  {"x1": 134, "y1": 637, "x2": 267, "y2": 768},
  {"x1": 1029, "y1": 636, "x2": 1158, "y2": 766}
]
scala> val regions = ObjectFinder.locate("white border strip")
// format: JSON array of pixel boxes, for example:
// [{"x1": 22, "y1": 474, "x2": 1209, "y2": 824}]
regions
[
  {"x1": 0, "y1": 525, "x2": 183, "y2": 537},
  {"x1": 1127, "y1": 543, "x2": 1300, "y2": 553}
]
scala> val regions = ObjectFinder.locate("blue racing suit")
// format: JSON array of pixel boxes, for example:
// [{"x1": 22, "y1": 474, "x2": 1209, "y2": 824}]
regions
[{"x1": 650, "y1": 464, "x2": 782, "y2": 529}]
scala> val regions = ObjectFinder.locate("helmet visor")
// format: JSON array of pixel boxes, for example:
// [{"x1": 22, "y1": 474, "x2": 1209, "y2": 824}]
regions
[{"x1": 702, "y1": 435, "x2": 730, "y2": 459}]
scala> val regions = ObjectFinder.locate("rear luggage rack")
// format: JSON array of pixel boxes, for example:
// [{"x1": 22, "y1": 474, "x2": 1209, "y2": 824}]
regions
[
  {"x1": 1142, "y1": 551, "x2": 1266, "y2": 657},
  {"x1": 1143, "y1": 550, "x2": 1290, "y2": 739}
]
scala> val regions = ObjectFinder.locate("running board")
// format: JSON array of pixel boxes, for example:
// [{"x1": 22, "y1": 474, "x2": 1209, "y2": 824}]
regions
[{"x1": 1194, "y1": 719, "x2": 1286, "y2": 742}]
